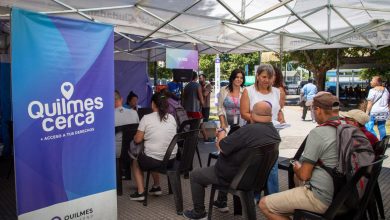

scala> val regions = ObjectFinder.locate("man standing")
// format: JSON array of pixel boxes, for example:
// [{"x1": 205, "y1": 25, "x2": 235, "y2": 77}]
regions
[
  {"x1": 199, "y1": 74, "x2": 213, "y2": 142},
  {"x1": 183, "y1": 72, "x2": 206, "y2": 137},
  {"x1": 260, "y1": 92, "x2": 339, "y2": 219},
  {"x1": 301, "y1": 78, "x2": 317, "y2": 122},
  {"x1": 168, "y1": 78, "x2": 183, "y2": 99},
  {"x1": 183, "y1": 101, "x2": 281, "y2": 219}
]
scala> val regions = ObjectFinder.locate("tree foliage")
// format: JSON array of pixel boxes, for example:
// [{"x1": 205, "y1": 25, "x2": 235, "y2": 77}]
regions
[
  {"x1": 199, "y1": 52, "x2": 260, "y2": 80},
  {"x1": 288, "y1": 49, "x2": 341, "y2": 91}
]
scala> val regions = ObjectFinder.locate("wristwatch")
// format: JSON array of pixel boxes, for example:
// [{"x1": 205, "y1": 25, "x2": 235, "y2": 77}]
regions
[{"x1": 217, "y1": 128, "x2": 226, "y2": 133}]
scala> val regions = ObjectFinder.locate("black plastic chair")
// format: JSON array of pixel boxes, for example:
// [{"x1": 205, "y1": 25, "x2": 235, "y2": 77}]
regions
[
  {"x1": 277, "y1": 136, "x2": 307, "y2": 189},
  {"x1": 368, "y1": 135, "x2": 389, "y2": 219},
  {"x1": 137, "y1": 108, "x2": 153, "y2": 120},
  {"x1": 178, "y1": 119, "x2": 202, "y2": 167},
  {"x1": 293, "y1": 155, "x2": 388, "y2": 220},
  {"x1": 207, "y1": 142, "x2": 280, "y2": 220},
  {"x1": 115, "y1": 123, "x2": 138, "y2": 195},
  {"x1": 206, "y1": 125, "x2": 241, "y2": 167},
  {"x1": 143, "y1": 129, "x2": 200, "y2": 215}
]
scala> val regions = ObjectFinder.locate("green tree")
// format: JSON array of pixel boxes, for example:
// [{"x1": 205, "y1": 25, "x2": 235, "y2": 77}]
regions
[
  {"x1": 199, "y1": 52, "x2": 260, "y2": 80},
  {"x1": 288, "y1": 49, "x2": 341, "y2": 91},
  {"x1": 148, "y1": 62, "x2": 172, "y2": 82},
  {"x1": 351, "y1": 47, "x2": 390, "y2": 81}
]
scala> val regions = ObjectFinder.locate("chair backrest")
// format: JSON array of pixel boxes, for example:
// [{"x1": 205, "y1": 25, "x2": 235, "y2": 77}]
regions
[
  {"x1": 178, "y1": 118, "x2": 201, "y2": 132},
  {"x1": 230, "y1": 142, "x2": 279, "y2": 191},
  {"x1": 160, "y1": 132, "x2": 181, "y2": 168},
  {"x1": 374, "y1": 135, "x2": 390, "y2": 156},
  {"x1": 137, "y1": 108, "x2": 153, "y2": 120},
  {"x1": 115, "y1": 123, "x2": 139, "y2": 156},
  {"x1": 177, "y1": 129, "x2": 200, "y2": 172},
  {"x1": 323, "y1": 155, "x2": 387, "y2": 220}
]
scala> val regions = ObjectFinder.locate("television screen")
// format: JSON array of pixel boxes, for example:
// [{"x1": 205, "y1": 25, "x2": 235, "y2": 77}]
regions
[{"x1": 166, "y1": 48, "x2": 198, "y2": 70}]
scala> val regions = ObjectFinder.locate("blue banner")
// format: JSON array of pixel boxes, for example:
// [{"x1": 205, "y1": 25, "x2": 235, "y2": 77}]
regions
[{"x1": 12, "y1": 8, "x2": 116, "y2": 219}]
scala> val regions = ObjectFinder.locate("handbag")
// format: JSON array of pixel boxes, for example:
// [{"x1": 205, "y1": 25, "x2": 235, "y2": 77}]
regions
[{"x1": 128, "y1": 140, "x2": 144, "y2": 160}]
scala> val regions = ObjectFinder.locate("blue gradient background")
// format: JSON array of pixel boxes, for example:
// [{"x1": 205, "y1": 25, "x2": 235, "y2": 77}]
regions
[
  {"x1": 166, "y1": 48, "x2": 198, "y2": 70},
  {"x1": 12, "y1": 8, "x2": 115, "y2": 215}
]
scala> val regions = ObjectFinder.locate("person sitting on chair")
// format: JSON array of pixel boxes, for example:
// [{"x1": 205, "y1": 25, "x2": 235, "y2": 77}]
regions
[
  {"x1": 130, "y1": 92, "x2": 177, "y2": 201},
  {"x1": 115, "y1": 90, "x2": 139, "y2": 158},
  {"x1": 260, "y1": 92, "x2": 340, "y2": 219},
  {"x1": 183, "y1": 101, "x2": 281, "y2": 219}
]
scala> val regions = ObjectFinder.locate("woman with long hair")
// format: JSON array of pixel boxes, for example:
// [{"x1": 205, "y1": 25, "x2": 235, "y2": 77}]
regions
[
  {"x1": 365, "y1": 76, "x2": 389, "y2": 140},
  {"x1": 218, "y1": 68, "x2": 246, "y2": 129},
  {"x1": 272, "y1": 66, "x2": 286, "y2": 123},
  {"x1": 212, "y1": 69, "x2": 245, "y2": 212},
  {"x1": 130, "y1": 92, "x2": 177, "y2": 201},
  {"x1": 240, "y1": 64, "x2": 283, "y2": 197}
]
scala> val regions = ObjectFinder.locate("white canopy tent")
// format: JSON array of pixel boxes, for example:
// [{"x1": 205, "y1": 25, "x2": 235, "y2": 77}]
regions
[{"x1": 1, "y1": 0, "x2": 390, "y2": 61}]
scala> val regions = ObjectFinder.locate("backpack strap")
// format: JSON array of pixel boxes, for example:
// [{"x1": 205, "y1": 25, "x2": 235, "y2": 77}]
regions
[{"x1": 293, "y1": 135, "x2": 308, "y2": 160}]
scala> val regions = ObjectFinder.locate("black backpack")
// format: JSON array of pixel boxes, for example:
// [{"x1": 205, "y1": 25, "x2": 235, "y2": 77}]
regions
[{"x1": 318, "y1": 119, "x2": 375, "y2": 208}]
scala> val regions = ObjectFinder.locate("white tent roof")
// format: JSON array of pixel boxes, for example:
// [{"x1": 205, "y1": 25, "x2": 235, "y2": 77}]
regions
[{"x1": 1, "y1": 0, "x2": 390, "y2": 60}]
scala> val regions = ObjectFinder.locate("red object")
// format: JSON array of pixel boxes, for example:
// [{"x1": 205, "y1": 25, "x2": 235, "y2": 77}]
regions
[
  {"x1": 187, "y1": 112, "x2": 203, "y2": 119},
  {"x1": 155, "y1": 85, "x2": 168, "y2": 92}
]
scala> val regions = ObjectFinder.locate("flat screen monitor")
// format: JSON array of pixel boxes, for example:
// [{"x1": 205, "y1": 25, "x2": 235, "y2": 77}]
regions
[
  {"x1": 172, "y1": 69, "x2": 193, "y2": 82},
  {"x1": 166, "y1": 48, "x2": 198, "y2": 70}
]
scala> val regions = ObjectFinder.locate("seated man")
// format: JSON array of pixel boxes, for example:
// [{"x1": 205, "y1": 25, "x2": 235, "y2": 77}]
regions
[
  {"x1": 115, "y1": 90, "x2": 139, "y2": 158},
  {"x1": 260, "y1": 92, "x2": 339, "y2": 219},
  {"x1": 183, "y1": 101, "x2": 281, "y2": 219},
  {"x1": 340, "y1": 109, "x2": 379, "y2": 147}
]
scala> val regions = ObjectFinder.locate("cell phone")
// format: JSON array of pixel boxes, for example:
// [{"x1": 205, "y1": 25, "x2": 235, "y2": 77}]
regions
[{"x1": 289, "y1": 159, "x2": 296, "y2": 165}]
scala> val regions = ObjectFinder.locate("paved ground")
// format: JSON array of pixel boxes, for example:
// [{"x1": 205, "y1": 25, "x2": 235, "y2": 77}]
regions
[{"x1": 1, "y1": 104, "x2": 389, "y2": 220}]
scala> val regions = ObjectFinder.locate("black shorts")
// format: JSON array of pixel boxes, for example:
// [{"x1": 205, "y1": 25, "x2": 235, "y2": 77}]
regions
[
  {"x1": 138, "y1": 153, "x2": 175, "y2": 171},
  {"x1": 202, "y1": 107, "x2": 210, "y2": 122}
]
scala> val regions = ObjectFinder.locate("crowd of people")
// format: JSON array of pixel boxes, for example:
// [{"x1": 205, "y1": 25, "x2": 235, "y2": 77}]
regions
[{"x1": 113, "y1": 69, "x2": 389, "y2": 219}]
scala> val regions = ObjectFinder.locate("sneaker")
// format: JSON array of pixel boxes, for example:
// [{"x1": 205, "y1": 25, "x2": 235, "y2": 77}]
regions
[
  {"x1": 213, "y1": 200, "x2": 229, "y2": 213},
  {"x1": 149, "y1": 186, "x2": 162, "y2": 195},
  {"x1": 129, "y1": 191, "x2": 145, "y2": 201},
  {"x1": 183, "y1": 209, "x2": 207, "y2": 220}
]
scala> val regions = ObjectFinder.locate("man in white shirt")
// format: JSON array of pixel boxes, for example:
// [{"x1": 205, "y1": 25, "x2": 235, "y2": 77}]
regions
[
  {"x1": 115, "y1": 90, "x2": 140, "y2": 180},
  {"x1": 115, "y1": 90, "x2": 139, "y2": 156}
]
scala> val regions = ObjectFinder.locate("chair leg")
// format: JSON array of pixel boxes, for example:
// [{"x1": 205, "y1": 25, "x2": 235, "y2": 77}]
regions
[
  {"x1": 167, "y1": 171, "x2": 183, "y2": 215},
  {"x1": 7, "y1": 162, "x2": 13, "y2": 179},
  {"x1": 233, "y1": 195, "x2": 242, "y2": 216},
  {"x1": 143, "y1": 171, "x2": 150, "y2": 206},
  {"x1": 196, "y1": 146, "x2": 202, "y2": 167},
  {"x1": 208, "y1": 186, "x2": 216, "y2": 220},
  {"x1": 367, "y1": 197, "x2": 379, "y2": 220},
  {"x1": 238, "y1": 191, "x2": 256, "y2": 220},
  {"x1": 116, "y1": 158, "x2": 123, "y2": 196},
  {"x1": 374, "y1": 182, "x2": 385, "y2": 219},
  {"x1": 167, "y1": 176, "x2": 173, "y2": 194},
  {"x1": 288, "y1": 166, "x2": 295, "y2": 189},
  {"x1": 207, "y1": 154, "x2": 212, "y2": 167}
]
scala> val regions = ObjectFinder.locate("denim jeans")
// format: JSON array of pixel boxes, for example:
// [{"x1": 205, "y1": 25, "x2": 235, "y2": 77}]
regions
[
  {"x1": 254, "y1": 161, "x2": 279, "y2": 201},
  {"x1": 365, "y1": 115, "x2": 387, "y2": 140}
]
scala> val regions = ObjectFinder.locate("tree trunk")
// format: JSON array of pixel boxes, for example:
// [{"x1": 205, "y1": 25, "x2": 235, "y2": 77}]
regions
[{"x1": 314, "y1": 71, "x2": 326, "y2": 91}]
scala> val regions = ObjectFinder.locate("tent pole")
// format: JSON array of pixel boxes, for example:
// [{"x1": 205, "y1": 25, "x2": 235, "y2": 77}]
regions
[
  {"x1": 258, "y1": 51, "x2": 262, "y2": 66},
  {"x1": 327, "y1": 0, "x2": 331, "y2": 42},
  {"x1": 336, "y1": 49, "x2": 340, "y2": 98},
  {"x1": 280, "y1": 35, "x2": 285, "y2": 82}
]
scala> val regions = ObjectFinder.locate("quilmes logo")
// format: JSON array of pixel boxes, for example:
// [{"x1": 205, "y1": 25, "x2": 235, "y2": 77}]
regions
[{"x1": 27, "y1": 82, "x2": 103, "y2": 132}]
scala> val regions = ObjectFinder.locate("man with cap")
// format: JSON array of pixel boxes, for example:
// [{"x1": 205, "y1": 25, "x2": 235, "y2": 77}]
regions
[
  {"x1": 340, "y1": 109, "x2": 379, "y2": 147},
  {"x1": 260, "y1": 92, "x2": 340, "y2": 219},
  {"x1": 183, "y1": 101, "x2": 281, "y2": 219}
]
